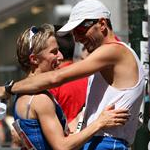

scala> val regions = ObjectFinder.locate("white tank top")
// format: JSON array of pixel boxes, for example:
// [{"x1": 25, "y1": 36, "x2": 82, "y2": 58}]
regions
[{"x1": 83, "y1": 42, "x2": 145, "y2": 145}]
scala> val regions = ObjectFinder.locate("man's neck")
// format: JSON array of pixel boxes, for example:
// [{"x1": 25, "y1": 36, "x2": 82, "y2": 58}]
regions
[{"x1": 102, "y1": 31, "x2": 118, "y2": 44}]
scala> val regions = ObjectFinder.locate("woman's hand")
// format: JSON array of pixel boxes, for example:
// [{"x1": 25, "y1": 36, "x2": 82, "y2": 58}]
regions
[{"x1": 97, "y1": 105, "x2": 130, "y2": 129}]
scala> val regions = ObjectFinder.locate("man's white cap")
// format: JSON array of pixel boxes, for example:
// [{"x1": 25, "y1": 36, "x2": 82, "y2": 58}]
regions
[{"x1": 57, "y1": 0, "x2": 111, "y2": 36}]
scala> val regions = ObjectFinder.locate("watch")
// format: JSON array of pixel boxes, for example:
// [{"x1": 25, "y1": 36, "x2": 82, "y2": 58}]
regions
[{"x1": 5, "y1": 80, "x2": 15, "y2": 95}]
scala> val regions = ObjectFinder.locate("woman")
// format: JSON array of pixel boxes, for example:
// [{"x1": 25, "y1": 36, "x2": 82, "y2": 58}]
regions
[{"x1": 13, "y1": 23, "x2": 129, "y2": 150}]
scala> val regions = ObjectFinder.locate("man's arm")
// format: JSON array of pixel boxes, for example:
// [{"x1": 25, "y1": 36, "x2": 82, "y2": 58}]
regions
[{"x1": 0, "y1": 44, "x2": 120, "y2": 97}]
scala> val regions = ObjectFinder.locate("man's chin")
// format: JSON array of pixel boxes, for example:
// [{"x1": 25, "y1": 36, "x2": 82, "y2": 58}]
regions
[
  {"x1": 87, "y1": 47, "x2": 94, "y2": 53},
  {"x1": 54, "y1": 67, "x2": 60, "y2": 70},
  {"x1": 88, "y1": 44, "x2": 100, "y2": 53}
]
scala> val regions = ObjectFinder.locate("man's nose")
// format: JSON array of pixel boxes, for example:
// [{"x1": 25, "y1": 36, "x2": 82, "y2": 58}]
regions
[
  {"x1": 73, "y1": 30, "x2": 84, "y2": 43},
  {"x1": 57, "y1": 50, "x2": 64, "y2": 61}
]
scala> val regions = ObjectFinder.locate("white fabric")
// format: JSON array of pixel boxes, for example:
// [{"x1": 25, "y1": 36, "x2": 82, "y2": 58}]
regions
[
  {"x1": 83, "y1": 42, "x2": 145, "y2": 145},
  {"x1": 26, "y1": 95, "x2": 34, "y2": 119},
  {"x1": 75, "y1": 74, "x2": 94, "y2": 133},
  {"x1": 0, "y1": 102, "x2": 7, "y2": 120},
  {"x1": 29, "y1": 30, "x2": 34, "y2": 49},
  {"x1": 57, "y1": 0, "x2": 111, "y2": 34}
]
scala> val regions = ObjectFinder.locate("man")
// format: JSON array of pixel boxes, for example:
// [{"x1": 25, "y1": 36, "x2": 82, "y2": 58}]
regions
[
  {"x1": 0, "y1": 0, "x2": 145, "y2": 149},
  {"x1": 51, "y1": 26, "x2": 87, "y2": 132}
]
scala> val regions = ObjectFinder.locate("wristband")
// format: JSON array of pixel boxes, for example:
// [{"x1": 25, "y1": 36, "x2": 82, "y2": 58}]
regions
[{"x1": 5, "y1": 80, "x2": 15, "y2": 95}]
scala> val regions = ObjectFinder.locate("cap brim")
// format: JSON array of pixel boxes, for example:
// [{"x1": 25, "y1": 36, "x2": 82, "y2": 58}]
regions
[{"x1": 57, "y1": 19, "x2": 84, "y2": 36}]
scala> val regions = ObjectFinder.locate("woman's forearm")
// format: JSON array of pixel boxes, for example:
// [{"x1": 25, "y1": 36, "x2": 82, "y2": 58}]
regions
[
  {"x1": 53, "y1": 106, "x2": 128, "y2": 150},
  {"x1": 54, "y1": 119, "x2": 102, "y2": 150}
]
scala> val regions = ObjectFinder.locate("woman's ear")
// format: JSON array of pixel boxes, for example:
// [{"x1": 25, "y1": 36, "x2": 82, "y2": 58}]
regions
[{"x1": 29, "y1": 54, "x2": 39, "y2": 65}]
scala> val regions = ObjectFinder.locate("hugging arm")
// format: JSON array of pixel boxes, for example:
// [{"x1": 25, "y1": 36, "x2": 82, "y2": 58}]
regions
[
  {"x1": 0, "y1": 44, "x2": 118, "y2": 98},
  {"x1": 36, "y1": 94, "x2": 129, "y2": 150}
]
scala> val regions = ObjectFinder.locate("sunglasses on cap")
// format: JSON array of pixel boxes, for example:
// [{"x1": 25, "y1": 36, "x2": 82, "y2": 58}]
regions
[
  {"x1": 28, "y1": 26, "x2": 39, "y2": 51},
  {"x1": 28, "y1": 26, "x2": 41, "y2": 54},
  {"x1": 74, "y1": 19, "x2": 99, "y2": 34}
]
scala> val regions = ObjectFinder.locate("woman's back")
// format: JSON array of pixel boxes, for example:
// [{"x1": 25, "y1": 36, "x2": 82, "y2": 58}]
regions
[{"x1": 13, "y1": 90, "x2": 68, "y2": 150}]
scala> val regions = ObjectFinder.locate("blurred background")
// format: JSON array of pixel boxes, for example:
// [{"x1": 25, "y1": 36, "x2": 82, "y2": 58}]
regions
[{"x1": 0, "y1": 0, "x2": 149, "y2": 149}]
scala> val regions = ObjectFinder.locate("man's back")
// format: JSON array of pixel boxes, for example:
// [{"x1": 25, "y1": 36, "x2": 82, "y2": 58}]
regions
[{"x1": 50, "y1": 61, "x2": 87, "y2": 132}]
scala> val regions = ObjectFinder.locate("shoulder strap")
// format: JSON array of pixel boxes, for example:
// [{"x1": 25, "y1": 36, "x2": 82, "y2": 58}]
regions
[
  {"x1": 25, "y1": 91, "x2": 54, "y2": 119},
  {"x1": 105, "y1": 41, "x2": 125, "y2": 46},
  {"x1": 26, "y1": 95, "x2": 34, "y2": 119}
]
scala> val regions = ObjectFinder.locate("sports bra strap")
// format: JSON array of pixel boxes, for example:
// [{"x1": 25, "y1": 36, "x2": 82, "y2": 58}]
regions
[{"x1": 26, "y1": 95, "x2": 34, "y2": 119}]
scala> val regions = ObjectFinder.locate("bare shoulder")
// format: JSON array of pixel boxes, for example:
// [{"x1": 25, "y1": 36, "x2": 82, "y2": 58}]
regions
[
  {"x1": 32, "y1": 93, "x2": 55, "y2": 114},
  {"x1": 98, "y1": 43, "x2": 126, "y2": 54},
  {"x1": 87, "y1": 43, "x2": 123, "y2": 62}
]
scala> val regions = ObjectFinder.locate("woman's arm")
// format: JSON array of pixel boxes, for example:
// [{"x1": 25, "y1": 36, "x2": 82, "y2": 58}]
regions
[{"x1": 36, "y1": 94, "x2": 129, "y2": 150}]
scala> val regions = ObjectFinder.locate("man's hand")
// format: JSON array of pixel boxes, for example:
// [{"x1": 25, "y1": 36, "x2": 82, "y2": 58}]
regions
[{"x1": 0, "y1": 86, "x2": 11, "y2": 99}]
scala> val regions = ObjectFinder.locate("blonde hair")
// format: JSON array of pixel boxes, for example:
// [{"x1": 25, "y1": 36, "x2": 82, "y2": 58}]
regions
[{"x1": 16, "y1": 23, "x2": 54, "y2": 72}]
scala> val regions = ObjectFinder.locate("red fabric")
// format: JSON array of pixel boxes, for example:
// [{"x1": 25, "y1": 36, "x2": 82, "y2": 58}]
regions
[
  {"x1": 49, "y1": 61, "x2": 88, "y2": 123},
  {"x1": 115, "y1": 35, "x2": 121, "y2": 41}
]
